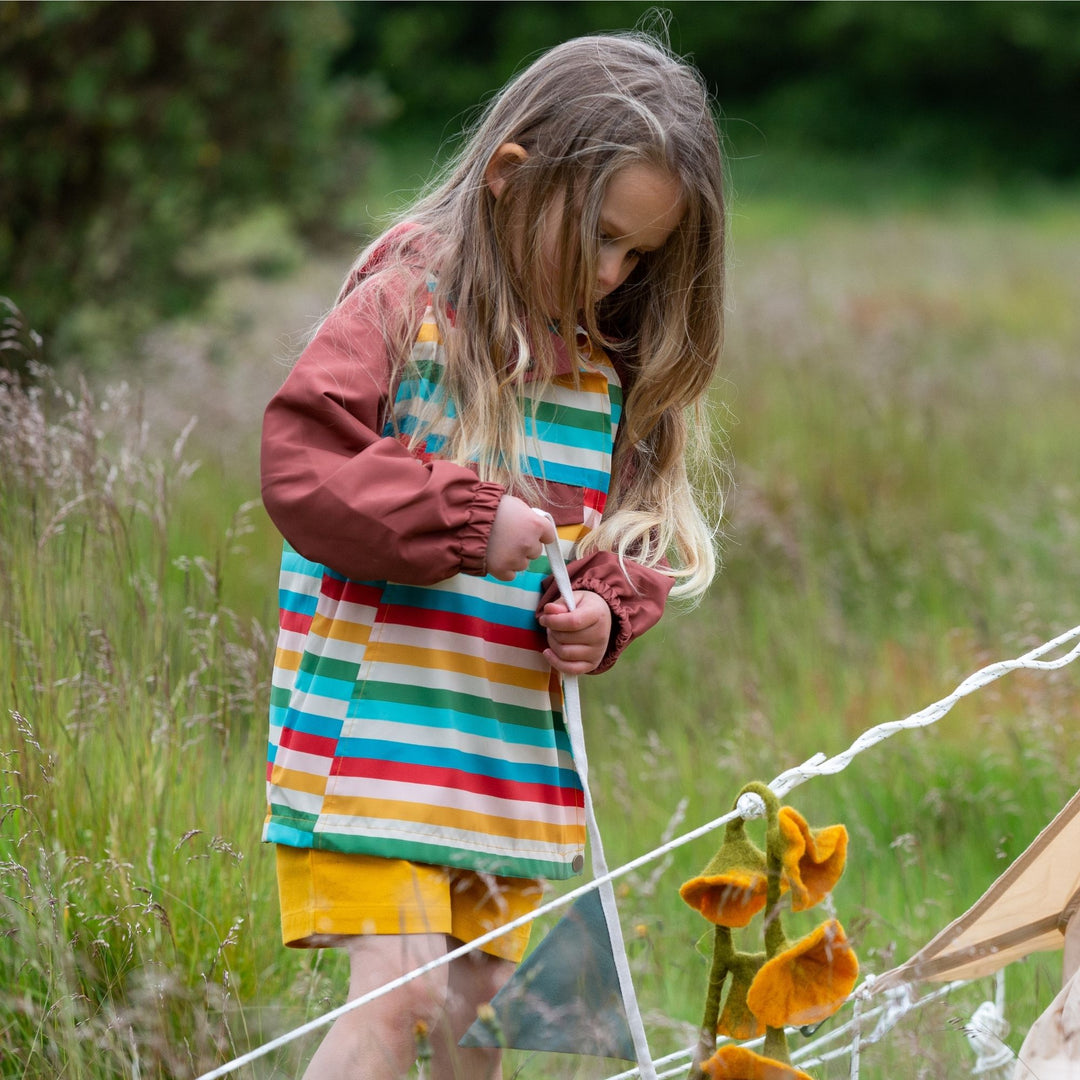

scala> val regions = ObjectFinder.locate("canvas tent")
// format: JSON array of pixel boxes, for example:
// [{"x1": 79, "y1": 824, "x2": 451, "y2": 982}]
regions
[{"x1": 872, "y1": 787, "x2": 1080, "y2": 992}]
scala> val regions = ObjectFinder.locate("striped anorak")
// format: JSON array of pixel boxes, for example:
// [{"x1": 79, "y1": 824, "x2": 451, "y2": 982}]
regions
[{"x1": 264, "y1": 290, "x2": 622, "y2": 880}]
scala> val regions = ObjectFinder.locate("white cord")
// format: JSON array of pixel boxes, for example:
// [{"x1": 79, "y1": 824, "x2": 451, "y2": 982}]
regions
[{"x1": 537, "y1": 510, "x2": 659, "y2": 1080}]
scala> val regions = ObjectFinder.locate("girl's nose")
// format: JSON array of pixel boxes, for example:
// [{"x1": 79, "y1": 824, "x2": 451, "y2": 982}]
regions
[{"x1": 595, "y1": 250, "x2": 625, "y2": 298}]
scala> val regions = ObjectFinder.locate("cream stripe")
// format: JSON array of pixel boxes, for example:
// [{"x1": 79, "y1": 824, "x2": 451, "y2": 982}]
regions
[
  {"x1": 279, "y1": 568, "x2": 322, "y2": 594},
  {"x1": 315, "y1": 816, "x2": 584, "y2": 860},
  {"x1": 275, "y1": 689, "x2": 352, "y2": 721}
]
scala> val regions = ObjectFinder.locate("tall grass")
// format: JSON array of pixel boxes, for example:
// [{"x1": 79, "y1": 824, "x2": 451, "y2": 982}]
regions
[
  {"x1": 1, "y1": 195, "x2": 1078, "y2": 1078},
  {"x1": 0, "y1": 354, "x2": 332, "y2": 1077}
]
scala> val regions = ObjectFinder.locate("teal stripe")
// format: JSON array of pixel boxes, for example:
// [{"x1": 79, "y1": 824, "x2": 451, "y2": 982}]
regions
[
  {"x1": 524, "y1": 415, "x2": 611, "y2": 453},
  {"x1": 279, "y1": 587, "x2": 318, "y2": 617},
  {"x1": 281, "y1": 542, "x2": 324, "y2": 577},
  {"x1": 524, "y1": 456, "x2": 610, "y2": 492}
]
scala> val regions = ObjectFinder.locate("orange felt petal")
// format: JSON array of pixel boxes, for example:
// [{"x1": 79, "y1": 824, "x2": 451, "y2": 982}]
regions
[
  {"x1": 701, "y1": 1044, "x2": 814, "y2": 1080},
  {"x1": 680, "y1": 871, "x2": 769, "y2": 928},
  {"x1": 746, "y1": 919, "x2": 859, "y2": 1029},
  {"x1": 777, "y1": 806, "x2": 848, "y2": 912}
]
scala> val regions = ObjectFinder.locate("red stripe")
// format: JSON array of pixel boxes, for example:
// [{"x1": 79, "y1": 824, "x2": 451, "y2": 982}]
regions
[
  {"x1": 318, "y1": 576, "x2": 384, "y2": 607},
  {"x1": 334, "y1": 757, "x2": 584, "y2": 809},
  {"x1": 584, "y1": 487, "x2": 606, "y2": 513},
  {"x1": 279, "y1": 607, "x2": 314, "y2": 634},
  {"x1": 279, "y1": 728, "x2": 338, "y2": 759},
  {"x1": 383, "y1": 604, "x2": 543, "y2": 651}
]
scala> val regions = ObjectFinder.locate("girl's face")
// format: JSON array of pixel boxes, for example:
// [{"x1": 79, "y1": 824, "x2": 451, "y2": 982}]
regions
[
  {"x1": 487, "y1": 145, "x2": 685, "y2": 315},
  {"x1": 581, "y1": 163, "x2": 685, "y2": 305}
]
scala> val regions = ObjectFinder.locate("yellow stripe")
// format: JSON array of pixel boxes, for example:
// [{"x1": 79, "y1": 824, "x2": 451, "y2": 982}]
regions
[
  {"x1": 416, "y1": 320, "x2": 439, "y2": 342},
  {"x1": 310, "y1": 613, "x2": 371, "y2": 646},
  {"x1": 275, "y1": 647, "x2": 302, "y2": 672},
  {"x1": 553, "y1": 370, "x2": 613, "y2": 394},
  {"x1": 364, "y1": 642, "x2": 551, "y2": 691},
  {"x1": 270, "y1": 765, "x2": 328, "y2": 797},
  {"x1": 321, "y1": 794, "x2": 585, "y2": 846}
]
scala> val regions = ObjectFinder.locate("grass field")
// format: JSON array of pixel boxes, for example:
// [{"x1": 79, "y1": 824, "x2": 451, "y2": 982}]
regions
[{"x1": 2, "y1": 189, "x2": 1079, "y2": 1078}]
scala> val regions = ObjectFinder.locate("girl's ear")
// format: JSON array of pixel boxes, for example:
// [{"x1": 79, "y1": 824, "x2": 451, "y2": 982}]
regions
[{"x1": 485, "y1": 142, "x2": 529, "y2": 199}]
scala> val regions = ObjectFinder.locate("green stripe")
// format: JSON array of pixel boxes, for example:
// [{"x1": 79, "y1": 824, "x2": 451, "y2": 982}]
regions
[
  {"x1": 270, "y1": 685, "x2": 293, "y2": 709},
  {"x1": 298, "y1": 651, "x2": 361, "y2": 683},
  {"x1": 527, "y1": 398, "x2": 611, "y2": 433},
  {"x1": 308, "y1": 831, "x2": 581, "y2": 881},
  {"x1": 352, "y1": 679, "x2": 553, "y2": 730},
  {"x1": 268, "y1": 802, "x2": 319, "y2": 829}
]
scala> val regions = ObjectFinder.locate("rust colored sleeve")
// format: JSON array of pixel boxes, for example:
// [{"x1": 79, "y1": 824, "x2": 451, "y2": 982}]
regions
[{"x1": 260, "y1": 287, "x2": 505, "y2": 584}]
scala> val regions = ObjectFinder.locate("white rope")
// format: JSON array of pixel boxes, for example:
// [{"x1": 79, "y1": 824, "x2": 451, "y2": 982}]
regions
[
  {"x1": 966, "y1": 970, "x2": 1014, "y2": 1075},
  {"x1": 538, "y1": 513, "x2": 658, "y2": 1079},
  {"x1": 196, "y1": 622, "x2": 1080, "y2": 1078}
]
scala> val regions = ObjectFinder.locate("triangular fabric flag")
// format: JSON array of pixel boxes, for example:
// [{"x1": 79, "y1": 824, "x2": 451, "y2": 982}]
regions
[{"x1": 460, "y1": 887, "x2": 635, "y2": 1060}]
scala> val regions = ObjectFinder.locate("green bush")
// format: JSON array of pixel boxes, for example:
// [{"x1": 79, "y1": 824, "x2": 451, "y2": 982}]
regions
[{"x1": 0, "y1": 1, "x2": 386, "y2": 367}]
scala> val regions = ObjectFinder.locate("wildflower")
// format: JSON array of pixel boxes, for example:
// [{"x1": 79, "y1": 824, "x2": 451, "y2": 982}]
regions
[
  {"x1": 680, "y1": 818, "x2": 770, "y2": 928},
  {"x1": 777, "y1": 806, "x2": 847, "y2": 912},
  {"x1": 700, "y1": 1044, "x2": 814, "y2": 1079},
  {"x1": 745, "y1": 919, "x2": 859, "y2": 1029}
]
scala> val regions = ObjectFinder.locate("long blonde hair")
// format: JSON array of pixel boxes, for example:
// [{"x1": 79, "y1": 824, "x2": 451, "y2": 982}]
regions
[{"x1": 342, "y1": 30, "x2": 726, "y2": 599}]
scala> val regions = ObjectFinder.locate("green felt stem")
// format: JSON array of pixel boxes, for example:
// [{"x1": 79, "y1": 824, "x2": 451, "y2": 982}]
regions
[
  {"x1": 689, "y1": 924, "x2": 734, "y2": 1079},
  {"x1": 764, "y1": 1025, "x2": 792, "y2": 1063}
]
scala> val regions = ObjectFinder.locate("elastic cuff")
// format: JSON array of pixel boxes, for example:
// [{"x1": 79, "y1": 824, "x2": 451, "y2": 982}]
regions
[{"x1": 458, "y1": 481, "x2": 505, "y2": 576}]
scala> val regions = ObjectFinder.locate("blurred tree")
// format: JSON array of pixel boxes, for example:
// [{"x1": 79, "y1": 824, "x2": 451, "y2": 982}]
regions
[
  {"x1": 0, "y1": 0, "x2": 386, "y2": 366},
  {"x1": 339, "y1": 1, "x2": 1080, "y2": 179},
  {"x1": 3, "y1": 0, "x2": 1079, "y2": 368}
]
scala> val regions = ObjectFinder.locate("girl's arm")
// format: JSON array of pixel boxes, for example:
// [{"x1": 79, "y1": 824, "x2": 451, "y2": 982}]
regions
[{"x1": 261, "y1": 287, "x2": 506, "y2": 584}]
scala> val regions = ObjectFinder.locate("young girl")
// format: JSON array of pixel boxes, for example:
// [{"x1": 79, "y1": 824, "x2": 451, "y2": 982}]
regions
[{"x1": 260, "y1": 30, "x2": 725, "y2": 1080}]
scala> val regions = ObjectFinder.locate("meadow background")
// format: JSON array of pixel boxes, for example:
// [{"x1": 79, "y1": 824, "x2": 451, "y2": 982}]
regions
[{"x1": 2, "y1": 2, "x2": 1079, "y2": 1077}]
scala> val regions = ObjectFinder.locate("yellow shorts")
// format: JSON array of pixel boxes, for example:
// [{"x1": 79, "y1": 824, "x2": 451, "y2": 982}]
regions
[{"x1": 275, "y1": 847, "x2": 543, "y2": 963}]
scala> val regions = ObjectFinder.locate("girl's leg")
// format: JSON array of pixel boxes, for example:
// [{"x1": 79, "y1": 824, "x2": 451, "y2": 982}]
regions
[
  {"x1": 429, "y1": 943, "x2": 516, "y2": 1080},
  {"x1": 301, "y1": 933, "x2": 451, "y2": 1080}
]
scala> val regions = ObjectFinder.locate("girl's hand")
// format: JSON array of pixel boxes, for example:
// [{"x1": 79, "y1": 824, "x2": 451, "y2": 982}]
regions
[
  {"x1": 486, "y1": 496, "x2": 556, "y2": 581},
  {"x1": 539, "y1": 591, "x2": 612, "y2": 675}
]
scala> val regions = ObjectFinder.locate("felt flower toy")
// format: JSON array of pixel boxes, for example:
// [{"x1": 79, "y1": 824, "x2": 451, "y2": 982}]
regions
[
  {"x1": 777, "y1": 806, "x2": 848, "y2": 912},
  {"x1": 684, "y1": 782, "x2": 859, "y2": 1080},
  {"x1": 745, "y1": 918, "x2": 859, "y2": 1030},
  {"x1": 700, "y1": 1045, "x2": 814, "y2": 1080},
  {"x1": 680, "y1": 816, "x2": 770, "y2": 928}
]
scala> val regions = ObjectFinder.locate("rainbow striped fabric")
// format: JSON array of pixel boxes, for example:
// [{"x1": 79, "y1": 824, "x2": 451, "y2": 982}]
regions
[{"x1": 264, "y1": 296, "x2": 622, "y2": 880}]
